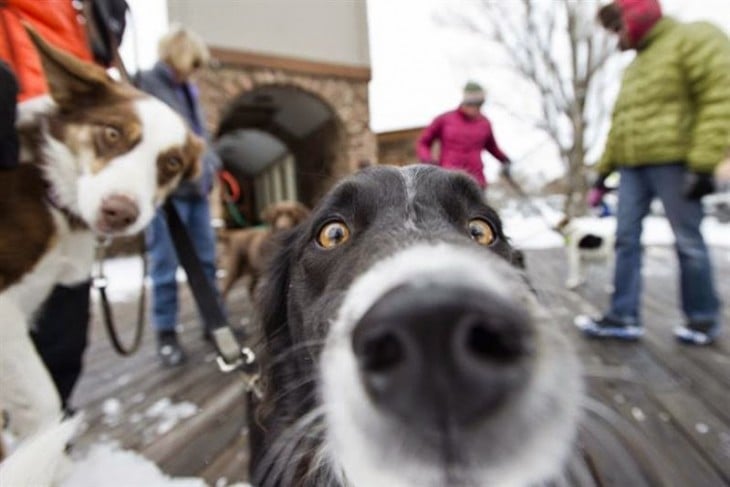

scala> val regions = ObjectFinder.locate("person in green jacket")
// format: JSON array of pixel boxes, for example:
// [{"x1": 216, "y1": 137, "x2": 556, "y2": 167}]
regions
[{"x1": 577, "y1": 0, "x2": 730, "y2": 345}]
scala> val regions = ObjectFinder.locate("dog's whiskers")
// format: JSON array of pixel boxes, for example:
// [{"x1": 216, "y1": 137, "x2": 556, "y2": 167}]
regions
[
  {"x1": 264, "y1": 338, "x2": 327, "y2": 372},
  {"x1": 279, "y1": 422, "x2": 328, "y2": 487},
  {"x1": 256, "y1": 405, "x2": 326, "y2": 487},
  {"x1": 303, "y1": 442, "x2": 341, "y2": 487},
  {"x1": 268, "y1": 374, "x2": 317, "y2": 406}
]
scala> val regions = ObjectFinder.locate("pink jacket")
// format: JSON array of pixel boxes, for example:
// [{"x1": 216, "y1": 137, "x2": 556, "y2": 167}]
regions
[{"x1": 416, "y1": 109, "x2": 509, "y2": 187}]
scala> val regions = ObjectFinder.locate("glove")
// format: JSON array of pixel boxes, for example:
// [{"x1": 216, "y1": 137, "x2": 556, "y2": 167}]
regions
[
  {"x1": 683, "y1": 172, "x2": 715, "y2": 200},
  {"x1": 586, "y1": 174, "x2": 608, "y2": 208},
  {"x1": 587, "y1": 187, "x2": 607, "y2": 208},
  {"x1": 500, "y1": 160, "x2": 512, "y2": 180}
]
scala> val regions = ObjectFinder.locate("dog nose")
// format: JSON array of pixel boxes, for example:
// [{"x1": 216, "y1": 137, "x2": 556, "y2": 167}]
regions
[
  {"x1": 99, "y1": 194, "x2": 140, "y2": 231},
  {"x1": 352, "y1": 283, "x2": 533, "y2": 426}
]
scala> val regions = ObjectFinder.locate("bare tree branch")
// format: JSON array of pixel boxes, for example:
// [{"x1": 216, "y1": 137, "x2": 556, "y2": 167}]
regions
[{"x1": 438, "y1": 0, "x2": 619, "y2": 217}]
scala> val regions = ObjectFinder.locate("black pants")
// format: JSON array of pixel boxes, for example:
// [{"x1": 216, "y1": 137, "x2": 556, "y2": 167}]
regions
[
  {"x1": 31, "y1": 281, "x2": 92, "y2": 409},
  {"x1": 0, "y1": 60, "x2": 19, "y2": 169}
]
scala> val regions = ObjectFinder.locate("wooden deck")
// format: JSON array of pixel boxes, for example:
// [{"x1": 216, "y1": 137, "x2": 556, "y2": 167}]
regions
[{"x1": 70, "y1": 245, "x2": 730, "y2": 486}]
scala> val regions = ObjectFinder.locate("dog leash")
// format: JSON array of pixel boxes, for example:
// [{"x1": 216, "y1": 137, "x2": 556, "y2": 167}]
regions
[
  {"x1": 163, "y1": 201, "x2": 262, "y2": 399},
  {"x1": 92, "y1": 236, "x2": 146, "y2": 356},
  {"x1": 502, "y1": 173, "x2": 561, "y2": 231}
]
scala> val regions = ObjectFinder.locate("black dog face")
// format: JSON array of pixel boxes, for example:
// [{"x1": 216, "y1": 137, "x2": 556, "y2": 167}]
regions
[{"x1": 253, "y1": 165, "x2": 581, "y2": 487}]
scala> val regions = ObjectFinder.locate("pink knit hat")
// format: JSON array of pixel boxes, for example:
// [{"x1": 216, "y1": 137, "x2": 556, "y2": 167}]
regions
[{"x1": 616, "y1": 0, "x2": 662, "y2": 47}]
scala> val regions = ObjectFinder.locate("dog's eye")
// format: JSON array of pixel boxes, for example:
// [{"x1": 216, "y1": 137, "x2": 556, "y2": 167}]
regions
[
  {"x1": 165, "y1": 156, "x2": 183, "y2": 172},
  {"x1": 468, "y1": 218, "x2": 496, "y2": 246},
  {"x1": 104, "y1": 126, "x2": 121, "y2": 144},
  {"x1": 317, "y1": 221, "x2": 350, "y2": 249}
]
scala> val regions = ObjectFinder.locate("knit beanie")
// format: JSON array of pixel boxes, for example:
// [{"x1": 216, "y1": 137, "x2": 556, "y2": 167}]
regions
[
  {"x1": 462, "y1": 81, "x2": 485, "y2": 104},
  {"x1": 597, "y1": 3, "x2": 622, "y2": 31},
  {"x1": 615, "y1": 0, "x2": 662, "y2": 47}
]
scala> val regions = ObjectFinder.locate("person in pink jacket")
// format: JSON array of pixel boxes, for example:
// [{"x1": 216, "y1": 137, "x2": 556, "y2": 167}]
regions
[{"x1": 416, "y1": 81, "x2": 512, "y2": 188}]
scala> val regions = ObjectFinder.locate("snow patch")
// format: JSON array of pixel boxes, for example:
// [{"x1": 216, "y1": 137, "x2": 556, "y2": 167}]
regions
[
  {"x1": 91, "y1": 256, "x2": 187, "y2": 303},
  {"x1": 501, "y1": 198, "x2": 730, "y2": 250},
  {"x1": 144, "y1": 398, "x2": 199, "y2": 436},
  {"x1": 61, "y1": 443, "x2": 207, "y2": 487}
]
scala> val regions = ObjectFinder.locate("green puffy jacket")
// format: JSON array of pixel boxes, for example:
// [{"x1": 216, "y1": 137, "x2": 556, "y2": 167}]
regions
[{"x1": 598, "y1": 17, "x2": 730, "y2": 175}]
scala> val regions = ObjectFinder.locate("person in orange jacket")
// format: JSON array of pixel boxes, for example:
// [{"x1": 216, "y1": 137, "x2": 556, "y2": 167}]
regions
[{"x1": 0, "y1": 0, "x2": 94, "y2": 102}]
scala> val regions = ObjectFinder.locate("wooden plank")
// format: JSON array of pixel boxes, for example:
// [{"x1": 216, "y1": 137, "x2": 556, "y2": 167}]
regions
[
  {"x1": 198, "y1": 428, "x2": 250, "y2": 486},
  {"x1": 77, "y1": 362, "x2": 220, "y2": 452},
  {"x1": 142, "y1": 380, "x2": 248, "y2": 477},
  {"x1": 526, "y1": 248, "x2": 729, "y2": 485},
  {"x1": 65, "y1": 246, "x2": 730, "y2": 485}
]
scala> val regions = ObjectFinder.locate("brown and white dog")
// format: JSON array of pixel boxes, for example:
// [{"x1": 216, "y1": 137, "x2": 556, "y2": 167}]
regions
[
  {"x1": 0, "y1": 27, "x2": 202, "y2": 452},
  {"x1": 221, "y1": 200, "x2": 309, "y2": 299}
]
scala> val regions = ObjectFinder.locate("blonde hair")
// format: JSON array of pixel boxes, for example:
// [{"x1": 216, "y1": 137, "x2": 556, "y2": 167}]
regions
[{"x1": 158, "y1": 24, "x2": 210, "y2": 76}]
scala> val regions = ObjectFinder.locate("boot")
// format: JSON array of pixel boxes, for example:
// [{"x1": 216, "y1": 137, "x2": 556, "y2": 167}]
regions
[{"x1": 157, "y1": 330, "x2": 187, "y2": 367}]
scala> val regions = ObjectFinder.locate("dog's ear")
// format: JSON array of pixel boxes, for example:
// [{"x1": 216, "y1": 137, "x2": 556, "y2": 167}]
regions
[
  {"x1": 255, "y1": 230, "x2": 298, "y2": 335},
  {"x1": 182, "y1": 133, "x2": 204, "y2": 181},
  {"x1": 253, "y1": 229, "x2": 303, "y2": 425},
  {"x1": 24, "y1": 23, "x2": 111, "y2": 109},
  {"x1": 292, "y1": 202, "x2": 310, "y2": 223},
  {"x1": 260, "y1": 204, "x2": 275, "y2": 224}
]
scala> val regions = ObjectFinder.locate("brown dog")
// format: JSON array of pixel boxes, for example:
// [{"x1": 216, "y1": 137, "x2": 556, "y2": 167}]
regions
[{"x1": 221, "y1": 200, "x2": 309, "y2": 299}]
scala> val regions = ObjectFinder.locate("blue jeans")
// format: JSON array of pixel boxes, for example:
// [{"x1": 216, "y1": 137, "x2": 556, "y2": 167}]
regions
[
  {"x1": 146, "y1": 197, "x2": 221, "y2": 332},
  {"x1": 608, "y1": 163, "x2": 720, "y2": 326}
]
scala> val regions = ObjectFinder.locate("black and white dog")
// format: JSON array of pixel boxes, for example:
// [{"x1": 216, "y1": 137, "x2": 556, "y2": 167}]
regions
[
  {"x1": 555, "y1": 217, "x2": 615, "y2": 290},
  {"x1": 249, "y1": 165, "x2": 582, "y2": 487}
]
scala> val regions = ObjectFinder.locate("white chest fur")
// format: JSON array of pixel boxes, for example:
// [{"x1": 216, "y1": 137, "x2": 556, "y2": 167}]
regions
[{"x1": 2, "y1": 210, "x2": 96, "y2": 319}]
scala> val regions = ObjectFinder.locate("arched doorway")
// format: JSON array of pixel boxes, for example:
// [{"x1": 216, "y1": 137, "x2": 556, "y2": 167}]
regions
[{"x1": 214, "y1": 85, "x2": 345, "y2": 226}]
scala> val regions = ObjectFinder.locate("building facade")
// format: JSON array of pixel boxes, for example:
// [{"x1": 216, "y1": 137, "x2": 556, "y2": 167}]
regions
[{"x1": 167, "y1": 0, "x2": 377, "y2": 219}]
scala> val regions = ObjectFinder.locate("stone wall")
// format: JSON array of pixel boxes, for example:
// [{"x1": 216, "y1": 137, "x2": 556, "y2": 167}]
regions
[{"x1": 194, "y1": 63, "x2": 377, "y2": 183}]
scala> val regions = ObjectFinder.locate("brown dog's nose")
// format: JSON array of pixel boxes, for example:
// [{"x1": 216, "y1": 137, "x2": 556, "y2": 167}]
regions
[{"x1": 99, "y1": 194, "x2": 139, "y2": 231}]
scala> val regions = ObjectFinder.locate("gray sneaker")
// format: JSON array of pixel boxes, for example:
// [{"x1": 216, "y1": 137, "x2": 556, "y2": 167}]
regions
[
  {"x1": 674, "y1": 320, "x2": 720, "y2": 346},
  {"x1": 574, "y1": 314, "x2": 644, "y2": 341}
]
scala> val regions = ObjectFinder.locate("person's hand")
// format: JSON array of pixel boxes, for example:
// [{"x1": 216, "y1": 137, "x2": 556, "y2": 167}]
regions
[
  {"x1": 587, "y1": 174, "x2": 608, "y2": 208},
  {"x1": 500, "y1": 160, "x2": 512, "y2": 180},
  {"x1": 587, "y1": 187, "x2": 606, "y2": 208},
  {"x1": 683, "y1": 172, "x2": 715, "y2": 200}
]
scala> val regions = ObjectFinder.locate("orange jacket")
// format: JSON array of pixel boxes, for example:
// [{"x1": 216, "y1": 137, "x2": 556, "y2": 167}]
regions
[{"x1": 0, "y1": 0, "x2": 93, "y2": 102}]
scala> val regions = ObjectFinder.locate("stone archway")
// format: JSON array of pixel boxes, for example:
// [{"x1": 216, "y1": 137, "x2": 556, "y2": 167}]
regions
[
  {"x1": 215, "y1": 84, "x2": 345, "y2": 209},
  {"x1": 195, "y1": 63, "x2": 377, "y2": 216}
]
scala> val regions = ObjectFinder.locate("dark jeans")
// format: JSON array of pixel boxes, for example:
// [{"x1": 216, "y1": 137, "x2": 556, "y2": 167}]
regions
[
  {"x1": 146, "y1": 196, "x2": 221, "y2": 332},
  {"x1": 31, "y1": 280, "x2": 91, "y2": 409},
  {"x1": 607, "y1": 163, "x2": 720, "y2": 326}
]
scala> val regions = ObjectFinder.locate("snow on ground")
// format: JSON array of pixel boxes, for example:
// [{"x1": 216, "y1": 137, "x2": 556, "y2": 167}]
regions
[
  {"x1": 58, "y1": 396, "x2": 239, "y2": 486},
  {"x1": 60, "y1": 442, "x2": 253, "y2": 487},
  {"x1": 504, "y1": 212, "x2": 729, "y2": 250},
  {"x1": 61, "y1": 442, "x2": 208, "y2": 487},
  {"x1": 96, "y1": 396, "x2": 199, "y2": 436},
  {"x1": 144, "y1": 398, "x2": 199, "y2": 436},
  {"x1": 91, "y1": 256, "x2": 186, "y2": 303},
  {"x1": 500, "y1": 198, "x2": 730, "y2": 250}
]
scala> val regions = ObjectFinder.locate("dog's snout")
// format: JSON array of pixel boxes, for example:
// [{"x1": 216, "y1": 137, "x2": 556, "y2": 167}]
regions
[
  {"x1": 99, "y1": 194, "x2": 139, "y2": 231},
  {"x1": 352, "y1": 283, "x2": 533, "y2": 426}
]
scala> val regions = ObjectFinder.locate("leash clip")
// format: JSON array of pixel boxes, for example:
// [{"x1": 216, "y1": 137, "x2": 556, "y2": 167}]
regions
[
  {"x1": 212, "y1": 327, "x2": 263, "y2": 398},
  {"x1": 92, "y1": 237, "x2": 112, "y2": 290}
]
